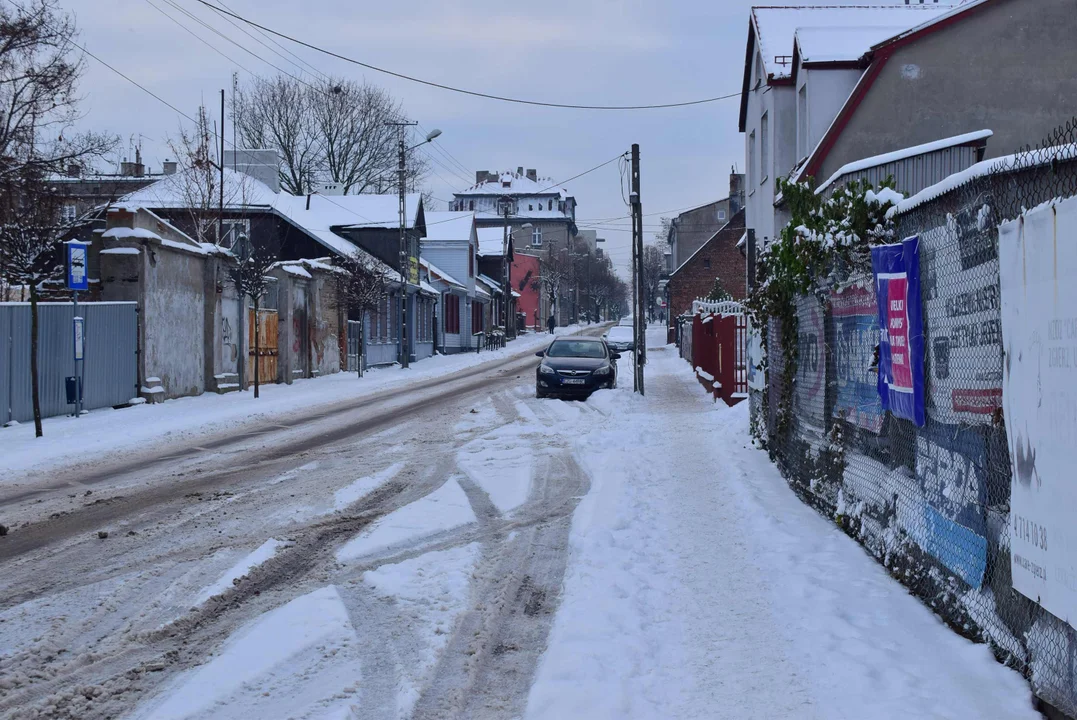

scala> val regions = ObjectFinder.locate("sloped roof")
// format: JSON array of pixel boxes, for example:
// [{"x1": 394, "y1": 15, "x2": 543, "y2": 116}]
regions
[
  {"x1": 423, "y1": 211, "x2": 475, "y2": 241},
  {"x1": 456, "y1": 171, "x2": 571, "y2": 199},
  {"x1": 670, "y1": 208, "x2": 746, "y2": 278},
  {"x1": 794, "y1": 25, "x2": 914, "y2": 64}
]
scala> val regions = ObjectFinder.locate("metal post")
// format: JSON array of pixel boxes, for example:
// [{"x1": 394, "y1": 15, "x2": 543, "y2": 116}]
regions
[
  {"x1": 73, "y1": 290, "x2": 81, "y2": 418},
  {"x1": 631, "y1": 144, "x2": 645, "y2": 396},
  {"x1": 500, "y1": 198, "x2": 511, "y2": 335}
]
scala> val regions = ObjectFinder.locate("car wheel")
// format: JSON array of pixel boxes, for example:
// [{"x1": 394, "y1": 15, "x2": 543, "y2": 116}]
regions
[{"x1": 536, "y1": 389, "x2": 547, "y2": 399}]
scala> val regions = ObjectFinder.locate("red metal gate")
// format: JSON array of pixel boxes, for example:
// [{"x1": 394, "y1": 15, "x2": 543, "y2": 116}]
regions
[{"x1": 686, "y1": 302, "x2": 747, "y2": 407}]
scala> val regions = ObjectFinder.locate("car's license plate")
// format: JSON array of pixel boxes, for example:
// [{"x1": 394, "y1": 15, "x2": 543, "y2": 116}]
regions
[{"x1": 563, "y1": 378, "x2": 587, "y2": 385}]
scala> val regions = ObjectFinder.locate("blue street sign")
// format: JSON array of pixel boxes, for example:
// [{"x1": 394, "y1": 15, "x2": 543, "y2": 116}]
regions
[{"x1": 67, "y1": 241, "x2": 89, "y2": 290}]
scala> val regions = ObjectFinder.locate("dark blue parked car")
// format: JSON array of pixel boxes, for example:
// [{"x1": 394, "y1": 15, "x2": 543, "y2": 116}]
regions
[{"x1": 535, "y1": 337, "x2": 620, "y2": 399}]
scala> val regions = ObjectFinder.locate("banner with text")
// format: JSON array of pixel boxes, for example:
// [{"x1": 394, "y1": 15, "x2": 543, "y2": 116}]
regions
[
  {"x1": 921, "y1": 209, "x2": 1003, "y2": 425},
  {"x1": 1000, "y1": 195, "x2": 1077, "y2": 627},
  {"x1": 872, "y1": 236, "x2": 926, "y2": 427},
  {"x1": 831, "y1": 280, "x2": 884, "y2": 433}
]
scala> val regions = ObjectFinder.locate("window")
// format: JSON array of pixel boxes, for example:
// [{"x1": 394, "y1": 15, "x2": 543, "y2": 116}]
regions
[
  {"x1": 704, "y1": 258, "x2": 711, "y2": 269},
  {"x1": 445, "y1": 294, "x2": 460, "y2": 334},
  {"x1": 528, "y1": 204, "x2": 533, "y2": 211},
  {"x1": 718, "y1": 210, "x2": 727, "y2": 221},
  {"x1": 220, "y1": 219, "x2": 250, "y2": 251},
  {"x1": 798, "y1": 85, "x2": 809, "y2": 160},
  {"x1": 532, "y1": 226, "x2": 542, "y2": 247},
  {"x1": 469, "y1": 200, "x2": 474, "y2": 211},
  {"x1": 748, "y1": 131, "x2": 756, "y2": 188},
  {"x1": 548, "y1": 199, "x2": 553, "y2": 211},
  {"x1": 61, "y1": 203, "x2": 77, "y2": 224},
  {"x1": 760, "y1": 112, "x2": 769, "y2": 184},
  {"x1": 472, "y1": 300, "x2": 483, "y2": 335},
  {"x1": 469, "y1": 244, "x2": 475, "y2": 277}
]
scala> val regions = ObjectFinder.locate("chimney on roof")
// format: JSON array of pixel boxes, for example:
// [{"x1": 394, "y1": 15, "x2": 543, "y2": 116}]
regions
[
  {"x1": 517, "y1": 166, "x2": 524, "y2": 177},
  {"x1": 729, "y1": 171, "x2": 746, "y2": 216},
  {"x1": 162, "y1": 160, "x2": 177, "y2": 175},
  {"x1": 526, "y1": 168, "x2": 537, "y2": 182}
]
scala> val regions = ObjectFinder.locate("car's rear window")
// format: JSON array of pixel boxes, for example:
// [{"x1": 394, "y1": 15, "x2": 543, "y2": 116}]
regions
[
  {"x1": 546, "y1": 340, "x2": 606, "y2": 358},
  {"x1": 607, "y1": 327, "x2": 633, "y2": 340}
]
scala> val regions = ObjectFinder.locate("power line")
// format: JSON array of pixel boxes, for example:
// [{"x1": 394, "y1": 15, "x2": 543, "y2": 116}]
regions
[
  {"x1": 146, "y1": 0, "x2": 256, "y2": 75},
  {"x1": 210, "y1": 0, "x2": 331, "y2": 82},
  {"x1": 195, "y1": 0, "x2": 740, "y2": 111}
]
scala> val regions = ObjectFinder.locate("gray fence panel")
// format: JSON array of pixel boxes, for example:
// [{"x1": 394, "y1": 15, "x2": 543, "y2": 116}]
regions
[{"x1": 0, "y1": 302, "x2": 137, "y2": 424}]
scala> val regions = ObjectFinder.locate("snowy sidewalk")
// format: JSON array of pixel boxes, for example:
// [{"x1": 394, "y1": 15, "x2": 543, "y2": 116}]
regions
[
  {"x1": 0, "y1": 327, "x2": 582, "y2": 483},
  {"x1": 525, "y1": 329, "x2": 1038, "y2": 720}
]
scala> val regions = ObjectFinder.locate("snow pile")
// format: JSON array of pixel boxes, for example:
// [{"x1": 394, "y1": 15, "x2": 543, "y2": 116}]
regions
[
  {"x1": 195, "y1": 539, "x2": 288, "y2": 604},
  {"x1": 456, "y1": 426, "x2": 534, "y2": 514},
  {"x1": 334, "y1": 462, "x2": 404, "y2": 511},
  {"x1": 336, "y1": 478, "x2": 476, "y2": 562},
  {"x1": 131, "y1": 586, "x2": 361, "y2": 720},
  {"x1": 361, "y1": 543, "x2": 481, "y2": 718}
]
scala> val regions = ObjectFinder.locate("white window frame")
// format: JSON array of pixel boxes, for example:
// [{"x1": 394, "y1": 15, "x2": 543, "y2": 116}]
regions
[
  {"x1": 531, "y1": 226, "x2": 542, "y2": 248},
  {"x1": 61, "y1": 203, "x2": 78, "y2": 224}
]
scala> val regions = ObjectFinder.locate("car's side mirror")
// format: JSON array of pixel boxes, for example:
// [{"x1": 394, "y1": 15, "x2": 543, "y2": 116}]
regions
[
  {"x1": 611, "y1": 353, "x2": 621, "y2": 360},
  {"x1": 535, "y1": 351, "x2": 545, "y2": 357}
]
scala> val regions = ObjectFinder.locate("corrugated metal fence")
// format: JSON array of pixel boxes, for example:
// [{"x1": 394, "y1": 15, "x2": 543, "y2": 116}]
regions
[{"x1": 1, "y1": 302, "x2": 138, "y2": 424}]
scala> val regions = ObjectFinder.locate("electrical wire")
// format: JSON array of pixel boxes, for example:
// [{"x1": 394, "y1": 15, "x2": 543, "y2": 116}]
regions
[
  {"x1": 208, "y1": 0, "x2": 331, "y2": 82},
  {"x1": 195, "y1": 0, "x2": 740, "y2": 111},
  {"x1": 146, "y1": 0, "x2": 256, "y2": 75}
]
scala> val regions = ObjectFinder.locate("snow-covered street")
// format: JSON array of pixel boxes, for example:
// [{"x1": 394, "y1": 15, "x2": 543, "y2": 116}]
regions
[{"x1": 0, "y1": 327, "x2": 1039, "y2": 719}]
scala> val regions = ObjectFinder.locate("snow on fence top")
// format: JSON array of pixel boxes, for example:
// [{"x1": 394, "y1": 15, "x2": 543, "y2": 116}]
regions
[
  {"x1": 692, "y1": 299, "x2": 745, "y2": 316},
  {"x1": 896, "y1": 142, "x2": 1077, "y2": 214}
]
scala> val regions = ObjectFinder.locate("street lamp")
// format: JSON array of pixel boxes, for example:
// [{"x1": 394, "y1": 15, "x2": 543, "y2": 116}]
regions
[{"x1": 392, "y1": 124, "x2": 443, "y2": 368}]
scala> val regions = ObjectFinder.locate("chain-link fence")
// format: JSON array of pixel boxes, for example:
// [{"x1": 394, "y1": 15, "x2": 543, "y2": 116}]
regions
[{"x1": 754, "y1": 119, "x2": 1077, "y2": 717}]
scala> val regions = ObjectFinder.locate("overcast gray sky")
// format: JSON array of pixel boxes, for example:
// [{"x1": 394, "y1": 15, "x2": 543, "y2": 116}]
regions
[{"x1": 63, "y1": 0, "x2": 892, "y2": 276}]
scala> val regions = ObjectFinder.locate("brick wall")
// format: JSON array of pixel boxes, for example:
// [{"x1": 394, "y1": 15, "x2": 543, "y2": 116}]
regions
[{"x1": 668, "y1": 208, "x2": 746, "y2": 323}]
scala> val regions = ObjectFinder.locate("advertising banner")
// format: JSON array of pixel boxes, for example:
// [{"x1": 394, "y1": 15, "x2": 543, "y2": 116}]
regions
[
  {"x1": 831, "y1": 280, "x2": 884, "y2": 433},
  {"x1": 747, "y1": 324, "x2": 765, "y2": 391},
  {"x1": 921, "y1": 209, "x2": 1003, "y2": 424},
  {"x1": 916, "y1": 424, "x2": 988, "y2": 588},
  {"x1": 872, "y1": 235, "x2": 926, "y2": 427},
  {"x1": 1000, "y1": 195, "x2": 1077, "y2": 626},
  {"x1": 794, "y1": 294, "x2": 827, "y2": 434}
]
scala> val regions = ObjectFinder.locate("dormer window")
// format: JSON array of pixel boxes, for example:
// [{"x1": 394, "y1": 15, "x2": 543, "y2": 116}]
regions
[
  {"x1": 469, "y1": 200, "x2": 474, "y2": 211},
  {"x1": 548, "y1": 199, "x2": 552, "y2": 211}
]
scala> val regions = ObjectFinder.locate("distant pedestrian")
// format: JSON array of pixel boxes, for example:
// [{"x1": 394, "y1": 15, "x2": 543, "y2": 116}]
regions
[{"x1": 547, "y1": 314, "x2": 556, "y2": 334}]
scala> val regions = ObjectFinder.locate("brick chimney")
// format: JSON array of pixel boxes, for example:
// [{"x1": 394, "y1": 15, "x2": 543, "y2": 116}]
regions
[
  {"x1": 729, "y1": 170, "x2": 746, "y2": 216},
  {"x1": 526, "y1": 168, "x2": 537, "y2": 182}
]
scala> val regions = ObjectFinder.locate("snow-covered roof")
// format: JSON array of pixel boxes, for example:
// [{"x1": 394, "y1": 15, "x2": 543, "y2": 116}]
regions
[
  {"x1": 419, "y1": 257, "x2": 465, "y2": 289},
  {"x1": 476, "y1": 227, "x2": 508, "y2": 256},
  {"x1": 794, "y1": 25, "x2": 914, "y2": 64},
  {"x1": 813, "y1": 129, "x2": 993, "y2": 194},
  {"x1": 477, "y1": 274, "x2": 502, "y2": 293},
  {"x1": 423, "y1": 211, "x2": 475, "y2": 241},
  {"x1": 872, "y1": 0, "x2": 992, "y2": 52},
  {"x1": 332, "y1": 193, "x2": 423, "y2": 230},
  {"x1": 475, "y1": 209, "x2": 572, "y2": 222},
  {"x1": 750, "y1": 5, "x2": 954, "y2": 82},
  {"x1": 456, "y1": 171, "x2": 571, "y2": 199},
  {"x1": 118, "y1": 167, "x2": 278, "y2": 210},
  {"x1": 896, "y1": 143, "x2": 1077, "y2": 214}
]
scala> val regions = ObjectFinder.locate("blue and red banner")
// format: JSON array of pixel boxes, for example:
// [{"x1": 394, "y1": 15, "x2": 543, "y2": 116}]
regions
[{"x1": 871, "y1": 235, "x2": 926, "y2": 427}]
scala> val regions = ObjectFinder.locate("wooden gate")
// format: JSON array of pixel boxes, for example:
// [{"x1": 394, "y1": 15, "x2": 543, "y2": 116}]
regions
[{"x1": 248, "y1": 309, "x2": 279, "y2": 384}]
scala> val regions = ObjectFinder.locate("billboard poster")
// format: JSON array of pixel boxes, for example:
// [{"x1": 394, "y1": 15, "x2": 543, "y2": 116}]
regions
[
  {"x1": 921, "y1": 208, "x2": 1003, "y2": 424},
  {"x1": 916, "y1": 424, "x2": 988, "y2": 588},
  {"x1": 747, "y1": 323, "x2": 765, "y2": 391},
  {"x1": 1000, "y1": 195, "x2": 1077, "y2": 626},
  {"x1": 872, "y1": 236, "x2": 926, "y2": 427},
  {"x1": 794, "y1": 294, "x2": 826, "y2": 434},
  {"x1": 831, "y1": 280, "x2": 884, "y2": 433}
]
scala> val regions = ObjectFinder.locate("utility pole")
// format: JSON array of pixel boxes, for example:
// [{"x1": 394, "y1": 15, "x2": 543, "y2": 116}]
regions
[
  {"x1": 499, "y1": 196, "x2": 514, "y2": 336},
  {"x1": 388, "y1": 121, "x2": 417, "y2": 367},
  {"x1": 631, "y1": 144, "x2": 645, "y2": 395}
]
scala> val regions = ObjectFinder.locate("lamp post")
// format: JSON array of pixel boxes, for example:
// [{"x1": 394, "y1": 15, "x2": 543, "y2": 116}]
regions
[{"x1": 390, "y1": 123, "x2": 442, "y2": 368}]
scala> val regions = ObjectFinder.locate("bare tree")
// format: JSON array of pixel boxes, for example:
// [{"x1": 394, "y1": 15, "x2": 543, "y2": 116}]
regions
[
  {"x1": 0, "y1": 1, "x2": 116, "y2": 436},
  {"x1": 234, "y1": 74, "x2": 429, "y2": 196},
  {"x1": 642, "y1": 244, "x2": 666, "y2": 320},
  {"x1": 330, "y1": 249, "x2": 388, "y2": 377},
  {"x1": 231, "y1": 238, "x2": 275, "y2": 398},
  {"x1": 0, "y1": 169, "x2": 71, "y2": 436},
  {"x1": 234, "y1": 75, "x2": 319, "y2": 195},
  {"x1": 0, "y1": 1, "x2": 114, "y2": 180}
]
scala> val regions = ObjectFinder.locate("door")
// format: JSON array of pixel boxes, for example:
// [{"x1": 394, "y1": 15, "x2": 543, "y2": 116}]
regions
[{"x1": 248, "y1": 309, "x2": 279, "y2": 384}]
